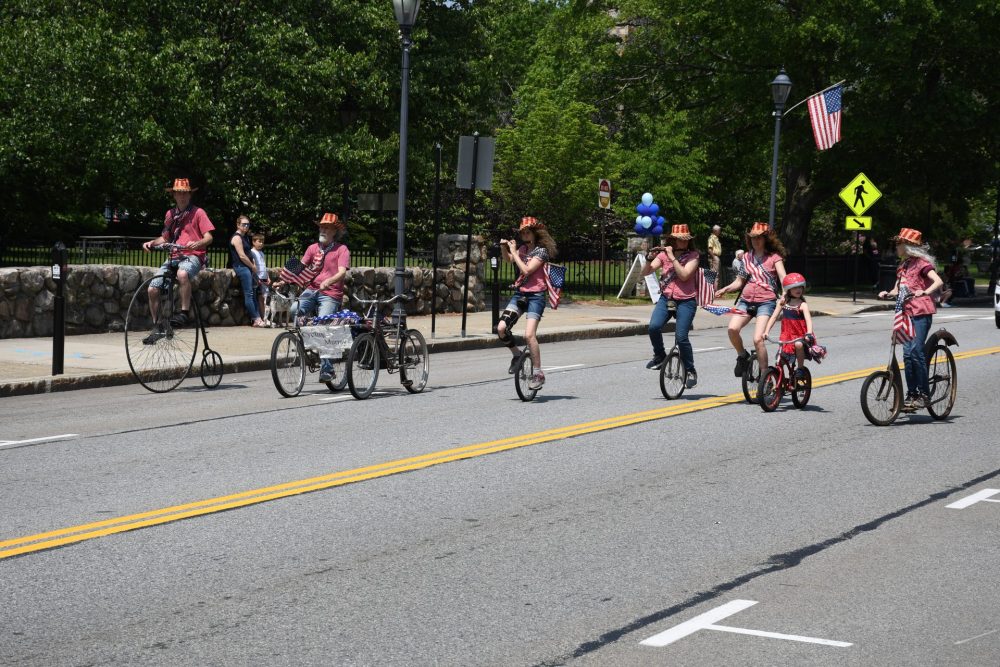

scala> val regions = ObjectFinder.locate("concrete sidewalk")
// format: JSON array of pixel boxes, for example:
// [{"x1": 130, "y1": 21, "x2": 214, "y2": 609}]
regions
[{"x1": 0, "y1": 294, "x2": 896, "y2": 396}]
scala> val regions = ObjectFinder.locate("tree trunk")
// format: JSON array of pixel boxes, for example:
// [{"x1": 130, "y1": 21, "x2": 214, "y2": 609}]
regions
[{"x1": 780, "y1": 165, "x2": 834, "y2": 255}]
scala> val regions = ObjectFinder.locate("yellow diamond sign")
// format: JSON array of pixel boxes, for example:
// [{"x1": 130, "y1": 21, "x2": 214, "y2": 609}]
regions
[{"x1": 839, "y1": 172, "x2": 881, "y2": 216}]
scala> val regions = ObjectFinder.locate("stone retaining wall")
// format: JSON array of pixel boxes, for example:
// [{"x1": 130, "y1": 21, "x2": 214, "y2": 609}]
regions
[{"x1": 0, "y1": 234, "x2": 486, "y2": 338}]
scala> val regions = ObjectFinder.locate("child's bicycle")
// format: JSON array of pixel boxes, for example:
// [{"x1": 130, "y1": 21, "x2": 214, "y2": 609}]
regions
[
  {"x1": 860, "y1": 328, "x2": 958, "y2": 426},
  {"x1": 757, "y1": 335, "x2": 813, "y2": 412},
  {"x1": 268, "y1": 286, "x2": 351, "y2": 398},
  {"x1": 124, "y1": 243, "x2": 224, "y2": 392}
]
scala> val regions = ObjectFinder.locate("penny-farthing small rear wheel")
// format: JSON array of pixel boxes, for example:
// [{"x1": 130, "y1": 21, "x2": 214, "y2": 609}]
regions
[{"x1": 200, "y1": 349, "x2": 224, "y2": 388}]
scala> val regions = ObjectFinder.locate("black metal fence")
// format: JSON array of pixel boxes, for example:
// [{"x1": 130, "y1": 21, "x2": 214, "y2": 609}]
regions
[{"x1": 2, "y1": 236, "x2": 877, "y2": 296}]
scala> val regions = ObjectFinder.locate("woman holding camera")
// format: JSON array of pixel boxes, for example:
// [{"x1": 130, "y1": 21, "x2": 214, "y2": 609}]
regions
[
  {"x1": 640, "y1": 224, "x2": 701, "y2": 388},
  {"x1": 496, "y1": 217, "x2": 558, "y2": 391}
]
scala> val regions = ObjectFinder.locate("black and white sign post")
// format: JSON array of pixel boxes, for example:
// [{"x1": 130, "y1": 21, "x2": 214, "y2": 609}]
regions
[
  {"x1": 51, "y1": 241, "x2": 68, "y2": 376},
  {"x1": 455, "y1": 133, "x2": 495, "y2": 337}
]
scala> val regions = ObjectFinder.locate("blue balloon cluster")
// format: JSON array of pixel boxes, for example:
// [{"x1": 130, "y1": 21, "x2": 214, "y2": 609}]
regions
[{"x1": 633, "y1": 192, "x2": 665, "y2": 236}]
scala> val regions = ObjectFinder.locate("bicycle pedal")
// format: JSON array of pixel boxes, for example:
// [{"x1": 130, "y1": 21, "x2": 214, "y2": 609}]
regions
[{"x1": 402, "y1": 380, "x2": 413, "y2": 388}]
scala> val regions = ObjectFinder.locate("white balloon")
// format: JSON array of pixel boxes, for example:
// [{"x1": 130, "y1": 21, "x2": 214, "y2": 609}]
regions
[
  {"x1": 635, "y1": 215, "x2": 643, "y2": 225},
  {"x1": 641, "y1": 216, "x2": 652, "y2": 228},
  {"x1": 641, "y1": 192, "x2": 654, "y2": 206}
]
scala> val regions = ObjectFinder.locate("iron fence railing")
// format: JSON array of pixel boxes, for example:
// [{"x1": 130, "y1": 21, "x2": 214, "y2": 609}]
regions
[{"x1": 1, "y1": 237, "x2": 882, "y2": 295}]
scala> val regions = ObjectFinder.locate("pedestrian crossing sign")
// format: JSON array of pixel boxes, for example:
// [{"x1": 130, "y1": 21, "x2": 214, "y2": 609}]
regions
[
  {"x1": 839, "y1": 172, "x2": 881, "y2": 216},
  {"x1": 845, "y1": 216, "x2": 872, "y2": 231}
]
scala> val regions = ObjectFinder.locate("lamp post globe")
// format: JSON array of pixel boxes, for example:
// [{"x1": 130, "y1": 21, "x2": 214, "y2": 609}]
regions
[
  {"x1": 392, "y1": 0, "x2": 420, "y2": 319},
  {"x1": 771, "y1": 69, "x2": 792, "y2": 112},
  {"x1": 393, "y1": 0, "x2": 420, "y2": 27},
  {"x1": 767, "y1": 68, "x2": 792, "y2": 230}
]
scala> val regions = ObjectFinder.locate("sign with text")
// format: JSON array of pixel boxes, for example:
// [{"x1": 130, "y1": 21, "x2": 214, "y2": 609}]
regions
[{"x1": 598, "y1": 179, "x2": 611, "y2": 209}]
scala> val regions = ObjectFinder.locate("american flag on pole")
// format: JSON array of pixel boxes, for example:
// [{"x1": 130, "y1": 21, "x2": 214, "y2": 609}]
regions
[
  {"x1": 807, "y1": 84, "x2": 843, "y2": 151},
  {"x1": 892, "y1": 285, "x2": 915, "y2": 342}
]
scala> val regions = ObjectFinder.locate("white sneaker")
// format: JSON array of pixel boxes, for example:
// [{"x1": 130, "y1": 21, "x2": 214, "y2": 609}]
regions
[{"x1": 528, "y1": 370, "x2": 546, "y2": 390}]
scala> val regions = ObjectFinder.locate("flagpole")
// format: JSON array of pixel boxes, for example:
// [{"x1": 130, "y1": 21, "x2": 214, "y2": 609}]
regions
[{"x1": 783, "y1": 79, "x2": 847, "y2": 115}]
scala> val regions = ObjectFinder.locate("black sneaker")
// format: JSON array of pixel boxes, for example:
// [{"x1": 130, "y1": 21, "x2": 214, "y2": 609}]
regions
[
  {"x1": 794, "y1": 368, "x2": 807, "y2": 387},
  {"x1": 646, "y1": 354, "x2": 666, "y2": 370},
  {"x1": 142, "y1": 323, "x2": 166, "y2": 345},
  {"x1": 169, "y1": 311, "x2": 190, "y2": 328},
  {"x1": 508, "y1": 356, "x2": 520, "y2": 374},
  {"x1": 685, "y1": 369, "x2": 698, "y2": 388},
  {"x1": 734, "y1": 351, "x2": 750, "y2": 377}
]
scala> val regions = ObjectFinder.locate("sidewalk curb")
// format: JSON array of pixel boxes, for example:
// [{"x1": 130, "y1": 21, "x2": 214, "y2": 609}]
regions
[
  {"x1": 0, "y1": 302, "x2": 936, "y2": 398},
  {"x1": 0, "y1": 323, "x2": 653, "y2": 398}
]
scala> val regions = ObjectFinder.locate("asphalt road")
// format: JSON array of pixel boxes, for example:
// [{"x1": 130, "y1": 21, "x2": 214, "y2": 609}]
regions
[{"x1": 1, "y1": 306, "x2": 998, "y2": 666}]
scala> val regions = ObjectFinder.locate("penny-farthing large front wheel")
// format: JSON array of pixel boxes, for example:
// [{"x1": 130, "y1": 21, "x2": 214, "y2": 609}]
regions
[{"x1": 124, "y1": 277, "x2": 198, "y2": 393}]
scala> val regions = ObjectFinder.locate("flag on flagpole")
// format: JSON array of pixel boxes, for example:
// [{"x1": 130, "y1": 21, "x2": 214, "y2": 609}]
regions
[{"x1": 806, "y1": 84, "x2": 843, "y2": 151}]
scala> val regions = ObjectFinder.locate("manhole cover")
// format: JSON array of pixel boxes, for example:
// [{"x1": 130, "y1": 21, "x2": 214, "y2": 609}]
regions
[{"x1": 598, "y1": 318, "x2": 640, "y2": 323}]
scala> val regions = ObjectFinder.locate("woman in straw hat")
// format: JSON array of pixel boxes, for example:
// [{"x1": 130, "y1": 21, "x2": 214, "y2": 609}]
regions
[
  {"x1": 715, "y1": 222, "x2": 788, "y2": 377},
  {"x1": 878, "y1": 227, "x2": 944, "y2": 411},
  {"x1": 640, "y1": 224, "x2": 701, "y2": 388},
  {"x1": 497, "y1": 216, "x2": 557, "y2": 391}
]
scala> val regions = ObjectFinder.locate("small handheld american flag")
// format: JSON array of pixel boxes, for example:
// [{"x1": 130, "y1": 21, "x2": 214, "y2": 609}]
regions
[
  {"x1": 892, "y1": 285, "x2": 915, "y2": 342},
  {"x1": 702, "y1": 304, "x2": 748, "y2": 317},
  {"x1": 542, "y1": 264, "x2": 564, "y2": 309},
  {"x1": 279, "y1": 257, "x2": 318, "y2": 288}
]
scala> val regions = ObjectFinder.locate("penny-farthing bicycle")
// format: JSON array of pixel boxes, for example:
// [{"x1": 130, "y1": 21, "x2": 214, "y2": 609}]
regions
[{"x1": 124, "y1": 244, "x2": 223, "y2": 392}]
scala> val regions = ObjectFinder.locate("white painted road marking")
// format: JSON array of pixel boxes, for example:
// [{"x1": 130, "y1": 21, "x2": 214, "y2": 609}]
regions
[
  {"x1": 945, "y1": 488, "x2": 1000, "y2": 509},
  {"x1": 0, "y1": 434, "x2": 80, "y2": 449},
  {"x1": 954, "y1": 628, "x2": 999, "y2": 645},
  {"x1": 319, "y1": 391, "x2": 388, "y2": 402},
  {"x1": 640, "y1": 599, "x2": 851, "y2": 649},
  {"x1": 543, "y1": 364, "x2": 585, "y2": 372},
  {"x1": 853, "y1": 312, "x2": 889, "y2": 318},
  {"x1": 693, "y1": 346, "x2": 725, "y2": 353}
]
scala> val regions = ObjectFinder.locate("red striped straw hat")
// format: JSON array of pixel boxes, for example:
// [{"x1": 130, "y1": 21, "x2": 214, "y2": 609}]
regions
[{"x1": 892, "y1": 228, "x2": 923, "y2": 245}]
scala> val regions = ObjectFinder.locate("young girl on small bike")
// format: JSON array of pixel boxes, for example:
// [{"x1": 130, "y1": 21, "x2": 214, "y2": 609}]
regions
[
  {"x1": 763, "y1": 273, "x2": 815, "y2": 385},
  {"x1": 878, "y1": 227, "x2": 944, "y2": 411},
  {"x1": 497, "y1": 217, "x2": 558, "y2": 391}
]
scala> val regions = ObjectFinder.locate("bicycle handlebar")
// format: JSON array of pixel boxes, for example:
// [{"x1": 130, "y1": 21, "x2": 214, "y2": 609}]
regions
[{"x1": 351, "y1": 292, "x2": 414, "y2": 306}]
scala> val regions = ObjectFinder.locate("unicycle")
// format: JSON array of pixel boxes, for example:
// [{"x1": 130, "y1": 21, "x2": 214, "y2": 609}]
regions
[
  {"x1": 659, "y1": 343, "x2": 688, "y2": 400},
  {"x1": 513, "y1": 346, "x2": 539, "y2": 402}
]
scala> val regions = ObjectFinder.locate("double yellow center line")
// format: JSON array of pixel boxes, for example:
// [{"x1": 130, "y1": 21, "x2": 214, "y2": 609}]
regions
[{"x1": 3, "y1": 345, "x2": 998, "y2": 561}]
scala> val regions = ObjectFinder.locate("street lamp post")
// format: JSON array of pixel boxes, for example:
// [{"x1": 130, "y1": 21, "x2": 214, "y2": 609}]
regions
[
  {"x1": 392, "y1": 0, "x2": 420, "y2": 319},
  {"x1": 767, "y1": 68, "x2": 792, "y2": 230}
]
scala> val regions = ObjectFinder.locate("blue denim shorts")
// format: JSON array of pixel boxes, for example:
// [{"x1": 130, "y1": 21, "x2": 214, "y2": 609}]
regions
[
  {"x1": 151, "y1": 255, "x2": 203, "y2": 288},
  {"x1": 506, "y1": 291, "x2": 546, "y2": 320},
  {"x1": 736, "y1": 298, "x2": 776, "y2": 318}
]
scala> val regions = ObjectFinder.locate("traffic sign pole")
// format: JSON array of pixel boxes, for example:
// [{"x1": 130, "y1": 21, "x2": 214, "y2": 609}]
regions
[{"x1": 853, "y1": 231, "x2": 859, "y2": 304}]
